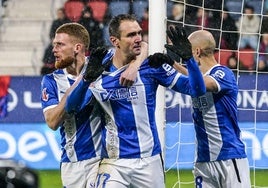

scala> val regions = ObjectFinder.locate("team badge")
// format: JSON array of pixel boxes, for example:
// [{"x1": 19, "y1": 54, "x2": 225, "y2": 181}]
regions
[{"x1": 42, "y1": 88, "x2": 49, "y2": 101}]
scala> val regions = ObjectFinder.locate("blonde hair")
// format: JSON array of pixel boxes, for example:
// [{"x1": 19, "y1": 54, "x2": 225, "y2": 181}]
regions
[{"x1": 56, "y1": 23, "x2": 90, "y2": 50}]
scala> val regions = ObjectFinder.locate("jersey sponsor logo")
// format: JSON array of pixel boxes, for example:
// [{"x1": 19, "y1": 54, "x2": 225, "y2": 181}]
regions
[
  {"x1": 100, "y1": 86, "x2": 138, "y2": 101},
  {"x1": 41, "y1": 88, "x2": 49, "y2": 102}
]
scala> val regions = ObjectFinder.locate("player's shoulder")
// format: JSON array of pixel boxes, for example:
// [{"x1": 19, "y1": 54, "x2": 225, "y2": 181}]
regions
[
  {"x1": 210, "y1": 64, "x2": 233, "y2": 76},
  {"x1": 41, "y1": 69, "x2": 64, "y2": 83},
  {"x1": 208, "y1": 65, "x2": 237, "y2": 85},
  {"x1": 43, "y1": 69, "x2": 64, "y2": 76}
]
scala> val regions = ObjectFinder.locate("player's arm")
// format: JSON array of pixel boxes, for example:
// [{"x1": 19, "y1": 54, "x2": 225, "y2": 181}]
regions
[
  {"x1": 119, "y1": 41, "x2": 148, "y2": 86},
  {"x1": 43, "y1": 99, "x2": 66, "y2": 130},
  {"x1": 166, "y1": 43, "x2": 189, "y2": 75},
  {"x1": 65, "y1": 75, "x2": 93, "y2": 113},
  {"x1": 65, "y1": 47, "x2": 109, "y2": 113},
  {"x1": 173, "y1": 62, "x2": 188, "y2": 75},
  {"x1": 165, "y1": 25, "x2": 219, "y2": 94},
  {"x1": 203, "y1": 76, "x2": 218, "y2": 92},
  {"x1": 174, "y1": 57, "x2": 206, "y2": 97},
  {"x1": 172, "y1": 63, "x2": 218, "y2": 92},
  {"x1": 165, "y1": 26, "x2": 206, "y2": 96},
  {"x1": 147, "y1": 53, "x2": 205, "y2": 97},
  {"x1": 43, "y1": 76, "x2": 82, "y2": 130}
]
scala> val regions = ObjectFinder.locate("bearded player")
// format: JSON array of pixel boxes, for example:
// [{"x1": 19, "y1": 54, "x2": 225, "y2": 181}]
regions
[{"x1": 40, "y1": 22, "x2": 147, "y2": 187}]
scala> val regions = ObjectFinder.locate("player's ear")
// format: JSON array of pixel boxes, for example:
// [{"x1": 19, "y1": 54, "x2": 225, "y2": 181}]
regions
[
  {"x1": 74, "y1": 43, "x2": 82, "y2": 53},
  {"x1": 110, "y1": 36, "x2": 119, "y2": 47},
  {"x1": 196, "y1": 47, "x2": 202, "y2": 58}
]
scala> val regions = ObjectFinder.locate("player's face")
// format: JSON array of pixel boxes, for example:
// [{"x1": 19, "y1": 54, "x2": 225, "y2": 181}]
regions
[
  {"x1": 117, "y1": 20, "x2": 142, "y2": 59},
  {"x1": 53, "y1": 33, "x2": 75, "y2": 69}
]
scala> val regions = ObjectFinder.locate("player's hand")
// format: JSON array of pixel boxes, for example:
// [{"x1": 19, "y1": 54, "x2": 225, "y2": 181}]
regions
[
  {"x1": 120, "y1": 63, "x2": 138, "y2": 87},
  {"x1": 165, "y1": 26, "x2": 192, "y2": 61},
  {"x1": 166, "y1": 48, "x2": 183, "y2": 64},
  {"x1": 147, "y1": 53, "x2": 174, "y2": 68},
  {"x1": 83, "y1": 47, "x2": 109, "y2": 82}
]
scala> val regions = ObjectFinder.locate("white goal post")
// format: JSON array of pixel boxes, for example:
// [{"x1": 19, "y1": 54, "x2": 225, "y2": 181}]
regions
[
  {"x1": 148, "y1": 0, "x2": 167, "y2": 157},
  {"x1": 149, "y1": 0, "x2": 268, "y2": 187}
]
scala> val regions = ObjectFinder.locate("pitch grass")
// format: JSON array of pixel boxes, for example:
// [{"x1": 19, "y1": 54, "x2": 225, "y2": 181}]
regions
[
  {"x1": 165, "y1": 169, "x2": 268, "y2": 188},
  {"x1": 38, "y1": 169, "x2": 268, "y2": 188}
]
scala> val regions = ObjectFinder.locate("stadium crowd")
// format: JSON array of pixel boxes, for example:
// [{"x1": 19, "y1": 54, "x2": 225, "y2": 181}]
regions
[{"x1": 40, "y1": 0, "x2": 268, "y2": 74}]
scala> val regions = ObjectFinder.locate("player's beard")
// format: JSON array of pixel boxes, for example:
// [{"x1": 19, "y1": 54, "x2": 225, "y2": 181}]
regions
[{"x1": 55, "y1": 56, "x2": 75, "y2": 69}]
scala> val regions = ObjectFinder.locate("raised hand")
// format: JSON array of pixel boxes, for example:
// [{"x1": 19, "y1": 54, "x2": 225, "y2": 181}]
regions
[
  {"x1": 147, "y1": 53, "x2": 174, "y2": 68},
  {"x1": 83, "y1": 47, "x2": 109, "y2": 82},
  {"x1": 119, "y1": 63, "x2": 138, "y2": 87},
  {"x1": 165, "y1": 26, "x2": 192, "y2": 61}
]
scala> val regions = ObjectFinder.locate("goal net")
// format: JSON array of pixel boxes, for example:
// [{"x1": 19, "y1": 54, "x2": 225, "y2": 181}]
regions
[{"x1": 159, "y1": 0, "x2": 268, "y2": 187}]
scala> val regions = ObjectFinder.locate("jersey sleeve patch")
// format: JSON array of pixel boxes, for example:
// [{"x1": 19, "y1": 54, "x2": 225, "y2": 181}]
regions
[
  {"x1": 41, "y1": 88, "x2": 49, "y2": 102},
  {"x1": 212, "y1": 70, "x2": 225, "y2": 79}
]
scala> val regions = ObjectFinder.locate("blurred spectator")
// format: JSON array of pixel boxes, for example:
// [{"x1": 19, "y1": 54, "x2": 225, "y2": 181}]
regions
[
  {"x1": 168, "y1": 3, "x2": 184, "y2": 22},
  {"x1": 184, "y1": 0, "x2": 197, "y2": 20},
  {"x1": 40, "y1": 40, "x2": 56, "y2": 75},
  {"x1": 102, "y1": 10, "x2": 112, "y2": 47},
  {"x1": 1, "y1": 0, "x2": 8, "y2": 7},
  {"x1": 139, "y1": 6, "x2": 149, "y2": 42},
  {"x1": 40, "y1": 7, "x2": 70, "y2": 75},
  {"x1": 236, "y1": 4, "x2": 261, "y2": 51},
  {"x1": 227, "y1": 54, "x2": 238, "y2": 69},
  {"x1": 257, "y1": 33, "x2": 268, "y2": 71},
  {"x1": 226, "y1": 53, "x2": 250, "y2": 70},
  {"x1": 182, "y1": 6, "x2": 213, "y2": 36},
  {"x1": 167, "y1": 3, "x2": 184, "y2": 28},
  {"x1": 49, "y1": 7, "x2": 71, "y2": 40},
  {"x1": 196, "y1": 7, "x2": 210, "y2": 29},
  {"x1": 0, "y1": 0, "x2": 8, "y2": 17},
  {"x1": 219, "y1": 8, "x2": 239, "y2": 50},
  {"x1": 78, "y1": 6, "x2": 104, "y2": 53},
  {"x1": 81, "y1": 0, "x2": 89, "y2": 5},
  {"x1": 194, "y1": 7, "x2": 221, "y2": 47},
  {"x1": 203, "y1": 0, "x2": 222, "y2": 24},
  {"x1": 260, "y1": 11, "x2": 268, "y2": 34}
]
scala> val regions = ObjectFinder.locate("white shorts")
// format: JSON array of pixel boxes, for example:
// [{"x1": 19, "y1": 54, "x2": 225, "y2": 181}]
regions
[
  {"x1": 61, "y1": 157, "x2": 101, "y2": 188},
  {"x1": 95, "y1": 154, "x2": 164, "y2": 188},
  {"x1": 193, "y1": 158, "x2": 251, "y2": 188}
]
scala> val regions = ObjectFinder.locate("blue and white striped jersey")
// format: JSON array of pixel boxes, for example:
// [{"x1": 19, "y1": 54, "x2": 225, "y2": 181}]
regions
[
  {"x1": 192, "y1": 65, "x2": 247, "y2": 162},
  {"x1": 89, "y1": 58, "x2": 205, "y2": 159},
  {"x1": 41, "y1": 68, "x2": 102, "y2": 162}
]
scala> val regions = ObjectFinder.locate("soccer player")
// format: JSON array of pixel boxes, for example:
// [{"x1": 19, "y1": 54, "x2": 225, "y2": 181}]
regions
[
  {"x1": 65, "y1": 14, "x2": 206, "y2": 188},
  {"x1": 41, "y1": 22, "x2": 147, "y2": 188},
  {"x1": 164, "y1": 27, "x2": 251, "y2": 188}
]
